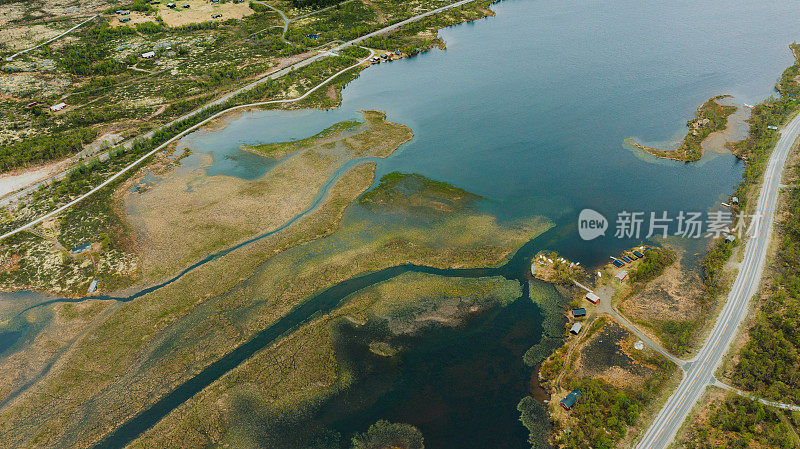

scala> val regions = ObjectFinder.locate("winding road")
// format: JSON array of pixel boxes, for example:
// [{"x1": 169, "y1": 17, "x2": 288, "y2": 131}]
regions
[
  {"x1": 636, "y1": 110, "x2": 800, "y2": 448},
  {"x1": 0, "y1": 0, "x2": 479, "y2": 241},
  {"x1": 4, "y1": 14, "x2": 99, "y2": 62}
]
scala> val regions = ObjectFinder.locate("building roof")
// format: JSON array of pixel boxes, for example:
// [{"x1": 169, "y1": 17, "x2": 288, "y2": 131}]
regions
[
  {"x1": 570, "y1": 322, "x2": 582, "y2": 334},
  {"x1": 615, "y1": 270, "x2": 628, "y2": 281},
  {"x1": 585, "y1": 292, "x2": 600, "y2": 303},
  {"x1": 572, "y1": 308, "x2": 586, "y2": 316},
  {"x1": 560, "y1": 390, "x2": 582, "y2": 409}
]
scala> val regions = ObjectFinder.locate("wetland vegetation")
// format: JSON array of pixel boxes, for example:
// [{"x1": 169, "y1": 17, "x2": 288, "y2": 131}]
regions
[
  {"x1": 632, "y1": 96, "x2": 737, "y2": 162},
  {"x1": 0, "y1": 104, "x2": 553, "y2": 448}
]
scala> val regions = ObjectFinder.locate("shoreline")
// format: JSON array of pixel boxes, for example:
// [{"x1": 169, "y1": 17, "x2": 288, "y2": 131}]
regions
[{"x1": 631, "y1": 95, "x2": 738, "y2": 162}]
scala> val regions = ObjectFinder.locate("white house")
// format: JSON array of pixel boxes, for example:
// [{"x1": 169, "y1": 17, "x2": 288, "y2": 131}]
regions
[
  {"x1": 585, "y1": 292, "x2": 600, "y2": 304},
  {"x1": 50, "y1": 102, "x2": 66, "y2": 111},
  {"x1": 615, "y1": 270, "x2": 628, "y2": 282},
  {"x1": 570, "y1": 322, "x2": 582, "y2": 335},
  {"x1": 141, "y1": 51, "x2": 156, "y2": 59}
]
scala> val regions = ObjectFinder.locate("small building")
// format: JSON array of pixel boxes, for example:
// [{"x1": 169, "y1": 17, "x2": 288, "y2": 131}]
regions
[
  {"x1": 585, "y1": 292, "x2": 600, "y2": 304},
  {"x1": 572, "y1": 308, "x2": 586, "y2": 318},
  {"x1": 725, "y1": 234, "x2": 736, "y2": 243},
  {"x1": 560, "y1": 390, "x2": 582, "y2": 410},
  {"x1": 615, "y1": 270, "x2": 628, "y2": 282},
  {"x1": 731, "y1": 196, "x2": 739, "y2": 205},
  {"x1": 167, "y1": 2, "x2": 176, "y2": 7},
  {"x1": 88, "y1": 280, "x2": 98, "y2": 294},
  {"x1": 632, "y1": 250, "x2": 645, "y2": 259},
  {"x1": 26, "y1": 102, "x2": 38, "y2": 108},
  {"x1": 570, "y1": 322, "x2": 582, "y2": 335},
  {"x1": 50, "y1": 102, "x2": 66, "y2": 111},
  {"x1": 621, "y1": 255, "x2": 631, "y2": 263},
  {"x1": 612, "y1": 259, "x2": 624, "y2": 268},
  {"x1": 141, "y1": 51, "x2": 156, "y2": 58},
  {"x1": 71, "y1": 242, "x2": 92, "y2": 254},
  {"x1": 768, "y1": 125, "x2": 779, "y2": 130}
]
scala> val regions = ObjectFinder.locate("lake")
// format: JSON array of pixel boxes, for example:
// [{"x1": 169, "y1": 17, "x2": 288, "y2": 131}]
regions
[{"x1": 8, "y1": 0, "x2": 800, "y2": 447}]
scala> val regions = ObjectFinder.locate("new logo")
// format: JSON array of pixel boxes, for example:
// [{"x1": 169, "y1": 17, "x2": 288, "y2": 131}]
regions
[{"x1": 578, "y1": 209, "x2": 608, "y2": 240}]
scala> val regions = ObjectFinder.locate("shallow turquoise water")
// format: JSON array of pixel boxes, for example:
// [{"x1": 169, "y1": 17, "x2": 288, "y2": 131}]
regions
[
  {"x1": 180, "y1": 0, "x2": 800, "y2": 266},
  {"x1": 8, "y1": 0, "x2": 800, "y2": 447}
]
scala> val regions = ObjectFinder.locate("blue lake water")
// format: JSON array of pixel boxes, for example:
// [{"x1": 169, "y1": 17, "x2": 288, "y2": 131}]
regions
[
  {"x1": 8, "y1": 0, "x2": 800, "y2": 447},
  {"x1": 179, "y1": 0, "x2": 800, "y2": 267}
]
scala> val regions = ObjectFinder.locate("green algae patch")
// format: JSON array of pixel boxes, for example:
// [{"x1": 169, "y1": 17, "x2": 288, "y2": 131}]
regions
[
  {"x1": 242, "y1": 119, "x2": 363, "y2": 158},
  {"x1": 346, "y1": 272, "x2": 521, "y2": 336},
  {"x1": 360, "y1": 172, "x2": 482, "y2": 216},
  {"x1": 126, "y1": 110, "x2": 412, "y2": 281},
  {"x1": 123, "y1": 272, "x2": 520, "y2": 448},
  {"x1": 242, "y1": 111, "x2": 411, "y2": 160},
  {"x1": 631, "y1": 95, "x2": 737, "y2": 162}
]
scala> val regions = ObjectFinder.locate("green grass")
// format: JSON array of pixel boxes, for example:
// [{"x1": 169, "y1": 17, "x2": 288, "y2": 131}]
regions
[{"x1": 245, "y1": 119, "x2": 362, "y2": 156}]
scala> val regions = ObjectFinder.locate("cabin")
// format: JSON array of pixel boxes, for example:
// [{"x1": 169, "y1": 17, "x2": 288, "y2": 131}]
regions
[
  {"x1": 560, "y1": 390, "x2": 582, "y2": 410},
  {"x1": 570, "y1": 322, "x2": 582, "y2": 335},
  {"x1": 71, "y1": 242, "x2": 92, "y2": 254},
  {"x1": 572, "y1": 308, "x2": 586, "y2": 318},
  {"x1": 141, "y1": 51, "x2": 156, "y2": 58},
  {"x1": 725, "y1": 234, "x2": 736, "y2": 243},
  {"x1": 632, "y1": 250, "x2": 645, "y2": 259},
  {"x1": 585, "y1": 292, "x2": 600, "y2": 304},
  {"x1": 167, "y1": 2, "x2": 176, "y2": 7},
  {"x1": 731, "y1": 196, "x2": 739, "y2": 205},
  {"x1": 621, "y1": 255, "x2": 632, "y2": 263},
  {"x1": 615, "y1": 270, "x2": 628, "y2": 282},
  {"x1": 612, "y1": 259, "x2": 624, "y2": 268},
  {"x1": 50, "y1": 102, "x2": 66, "y2": 111}
]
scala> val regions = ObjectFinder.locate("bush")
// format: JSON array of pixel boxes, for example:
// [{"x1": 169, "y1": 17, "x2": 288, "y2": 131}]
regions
[
  {"x1": 350, "y1": 421, "x2": 423, "y2": 449},
  {"x1": 629, "y1": 247, "x2": 676, "y2": 283}
]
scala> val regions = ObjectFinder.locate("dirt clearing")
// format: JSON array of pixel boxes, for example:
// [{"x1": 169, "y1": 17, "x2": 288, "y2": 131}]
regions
[{"x1": 158, "y1": 0, "x2": 254, "y2": 27}]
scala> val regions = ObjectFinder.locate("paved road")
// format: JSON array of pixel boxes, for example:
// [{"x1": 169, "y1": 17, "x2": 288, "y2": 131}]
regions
[
  {"x1": 0, "y1": 0, "x2": 478, "y2": 224},
  {"x1": 636, "y1": 110, "x2": 800, "y2": 448},
  {"x1": 5, "y1": 14, "x2": 99, "y2": 62},
  {"x1": 0, "y1": 49, "x2": 373, "y2": 241}
]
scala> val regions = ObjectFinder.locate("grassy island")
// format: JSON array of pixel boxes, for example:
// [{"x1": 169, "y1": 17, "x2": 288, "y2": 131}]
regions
[
  {"x1": 632, "y1": 95, "x2": 737, "y2": 162},
  {"x1": 530, "y1": 251, "x2": 586, "y2": 284},
  {"x1": 359, "y1": 171, "x2": 482, "y2": 216}
]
